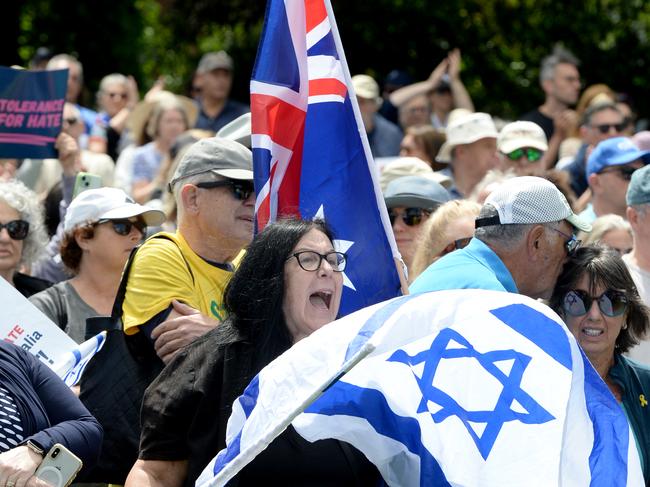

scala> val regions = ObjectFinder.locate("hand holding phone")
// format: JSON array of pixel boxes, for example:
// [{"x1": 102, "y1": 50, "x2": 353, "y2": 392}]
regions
[{"x1": 34, "y1": 444, "x2": 82, "y2": 487}]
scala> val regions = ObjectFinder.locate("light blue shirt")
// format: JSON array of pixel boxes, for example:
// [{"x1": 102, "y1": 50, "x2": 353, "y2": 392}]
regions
[{"x1": 409, "y1": 237, "x2": 518, "y2": 294}]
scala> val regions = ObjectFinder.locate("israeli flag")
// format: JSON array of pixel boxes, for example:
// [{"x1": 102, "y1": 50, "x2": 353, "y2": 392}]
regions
[
  {"x1": 196, "y1": 290, "x2": 643, "y2": 486},
  {"x1": 51, "y1": 332, "x2": 107, "y2": 387}
]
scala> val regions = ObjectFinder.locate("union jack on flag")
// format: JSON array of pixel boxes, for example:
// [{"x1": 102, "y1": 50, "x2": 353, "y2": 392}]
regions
[{"x1": 251, "y1": 0, "x2": 403, "y2": 316}]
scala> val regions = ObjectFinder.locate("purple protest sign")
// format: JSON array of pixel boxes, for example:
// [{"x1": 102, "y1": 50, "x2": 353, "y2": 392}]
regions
[{"x1": 0, "y1": 66, "x2": 67, "y2": 158}]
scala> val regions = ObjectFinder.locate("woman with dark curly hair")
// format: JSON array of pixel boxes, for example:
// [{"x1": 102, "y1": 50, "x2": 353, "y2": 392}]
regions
[
  {"x1": 549, "y1": 245, "x2": 650, "y2": 482},
  {"x1": 126, "y1": 217, "x2": 378, "y2": 487}
]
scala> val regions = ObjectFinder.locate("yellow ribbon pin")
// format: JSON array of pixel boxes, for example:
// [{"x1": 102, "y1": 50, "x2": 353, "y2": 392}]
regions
[{"x1": 640, "y1": 394, "x2": 648, "y2": 407}]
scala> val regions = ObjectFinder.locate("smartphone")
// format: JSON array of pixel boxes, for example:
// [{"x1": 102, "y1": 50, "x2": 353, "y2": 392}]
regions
[
  {"x1": 34, "y1": 443, "x2": 83, "y2": 487},
  {"x1": 72, "y1": 172, "x2": 103, "y2": 199}
]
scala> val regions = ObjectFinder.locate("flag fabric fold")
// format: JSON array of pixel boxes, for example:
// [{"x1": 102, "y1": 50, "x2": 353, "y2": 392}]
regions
[
  {"x1": 196, "y1": 289, "x2": 643, "y2": 486},
  {"x1": 251, "y1": 0, "x2": 403, "y2": 316}
]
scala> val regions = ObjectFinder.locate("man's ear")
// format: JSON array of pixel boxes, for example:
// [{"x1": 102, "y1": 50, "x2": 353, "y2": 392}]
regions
[
  {"x1": 180, "y1": 184, "x2": 200, "y2": 215},
  {"x1": 627, "y1": 205, "x2": 638, "y2": 226},
  {"x1": 587, "y1": 173, "x2": 600, "y2": 193},
  {"x1": 526, "y1": 225, "x2": 547, "y2": 260}
]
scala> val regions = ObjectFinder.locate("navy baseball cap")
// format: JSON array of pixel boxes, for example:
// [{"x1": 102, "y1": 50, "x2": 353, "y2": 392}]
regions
[{"x1": 587, "y1": 137, "x2": 650, "y2": 178}]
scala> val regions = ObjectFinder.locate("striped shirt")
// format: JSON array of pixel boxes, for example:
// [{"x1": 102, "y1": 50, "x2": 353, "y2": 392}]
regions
[{"x1": 0, "y1": 386, "x2": 23, "y2": 452}]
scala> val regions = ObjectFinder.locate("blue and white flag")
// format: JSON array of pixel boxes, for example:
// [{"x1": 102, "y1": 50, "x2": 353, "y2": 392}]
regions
[
  {"x1": 251, "y1": 0, "x2": 403, "y2": 316},
  {"x1": 196, "y1": 289, "x2": 643, "y2": 487}
]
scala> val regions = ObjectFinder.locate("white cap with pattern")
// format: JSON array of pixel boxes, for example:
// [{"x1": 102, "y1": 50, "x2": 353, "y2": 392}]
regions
[{"x1": 475, "y1": 176, "x2": 591, "y2": 232}]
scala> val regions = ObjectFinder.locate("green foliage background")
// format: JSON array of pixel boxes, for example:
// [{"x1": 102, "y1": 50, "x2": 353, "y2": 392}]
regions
[{"x1": 6, "y1": 0, "x2": 650, "y2": 119}]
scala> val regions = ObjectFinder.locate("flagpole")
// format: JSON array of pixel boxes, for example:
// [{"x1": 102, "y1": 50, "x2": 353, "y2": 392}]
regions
[{"x1": 324, "y1": 0, "x2": 410, "y2": 297}]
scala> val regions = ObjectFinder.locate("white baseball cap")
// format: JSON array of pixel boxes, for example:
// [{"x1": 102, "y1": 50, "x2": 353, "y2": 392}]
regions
[
  {"x1": 498, "y1": 121, "x2": 548, "y2": 154},
  {"x1": 475, "y1": 176, "x2": 591, "y2": 232},
  {"x1": 436, "y1": 112, "x2": 498, "y2": 163},
  {"x1": 64, "y1": 188, "x2": 165, "y2": 232}
]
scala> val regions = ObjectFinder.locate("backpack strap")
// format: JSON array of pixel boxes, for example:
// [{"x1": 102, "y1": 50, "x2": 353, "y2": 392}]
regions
[{"x1": 110, "y1": 234, "x2": 194, "y2": 320}]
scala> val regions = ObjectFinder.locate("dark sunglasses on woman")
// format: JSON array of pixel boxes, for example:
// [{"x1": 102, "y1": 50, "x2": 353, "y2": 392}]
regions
[
  {"x1": 96, "y1": 218, "x2": 147, "y2": 236},
  {"x1": 0, "y1": 220, "x2": 29, "y2": 240},
  {"x1": 562, "y1": 289, "x2": 628, "y2": 317},
  {"x1": 388, "y1": 207, "x2": 430, "y2": 227}
]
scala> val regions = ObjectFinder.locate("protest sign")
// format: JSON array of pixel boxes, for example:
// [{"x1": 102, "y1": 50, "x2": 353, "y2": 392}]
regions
[
  {"x1": 0, "y1": 66, "x2": 67, "y2": 158},
  {"x1": 0, "y1": 277, "x2": 105, "y2": 385}
]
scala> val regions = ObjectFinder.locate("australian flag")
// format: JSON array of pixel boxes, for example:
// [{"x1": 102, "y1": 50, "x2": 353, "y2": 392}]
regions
[{"x1": 251, "y1": 0, "x2": 403, "y2": 316}]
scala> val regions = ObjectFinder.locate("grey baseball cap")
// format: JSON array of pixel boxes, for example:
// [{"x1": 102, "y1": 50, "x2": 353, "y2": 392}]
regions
[
  {"x1": 169, "y1": 137, "x2": 253, "y2": 189},
  {"x1": 197, "y1": 51, "x2": 233, "y2": 74},
  {"x1": 627, "y1": 164, "x2": 650, "y2": 205},
  {"x1": 384, "y1": 176, "x2": 451, "y2": 210}
]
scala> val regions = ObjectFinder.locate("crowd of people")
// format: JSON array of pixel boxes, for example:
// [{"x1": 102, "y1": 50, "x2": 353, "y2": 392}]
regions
[{"x1": 1, "y1": 42, "x2": 650, "y2": 485}]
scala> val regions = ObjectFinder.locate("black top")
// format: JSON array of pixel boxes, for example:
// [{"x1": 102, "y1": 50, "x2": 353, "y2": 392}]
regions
[
  {"x1": 13, "y1": 272, "x2": 52, "y2": 298},
  {"x1": 139, "y1": 321, "x2": 379, "y2": 486},
  {"x1": 520, "y1": 108, "x2": 554, "y2": 141}
]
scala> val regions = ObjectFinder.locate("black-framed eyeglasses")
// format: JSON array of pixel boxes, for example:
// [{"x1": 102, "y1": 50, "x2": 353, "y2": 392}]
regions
[
  {"x1": 598, "y1": 165, "x2": 639, "y2": 181},
  {"x1": 592, "y1": 122, "x2": 626, "y2": 134},
  {"x1": 96, "y1": 218, "x2": 147, "y2": 236},
  {"x1": 195, "y1": 180, "x2": 254, "y2": 201},
  {"x1": 549, "y1": 227, "x2": 581, "y2": 254},
  {"x1": 562, "y1": 289, "x2": 628, "y2": 317},
  {"x1": 388, "y1": 207, "x2": 430, "y2": 227},
  {"x1": 288, "y1": 250, "x2": 347, "y2": 272},
  {"x1": 0, "y1": 220, "x2": 29, "y2": 240},
  {"x1": 505, "y1": 147, "x2": 543, "y2": 163}
]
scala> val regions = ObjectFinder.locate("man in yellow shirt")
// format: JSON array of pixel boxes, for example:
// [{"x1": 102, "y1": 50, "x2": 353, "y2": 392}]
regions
[{"x1": 122, "y1": 136, "x2": 254, "y2": 364}]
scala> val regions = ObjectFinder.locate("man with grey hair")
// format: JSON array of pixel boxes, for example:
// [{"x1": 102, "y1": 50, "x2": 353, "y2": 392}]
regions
[
  {"x1": 121, "y1": 136, "x2": 255, "y2": 364},
  {"x1": 410, "y1": 176, "x2": 591, "y2": 299},
  {"x1": 521, "y1": 46, "x2": 581, "y2": 167},
  {"x1": 623, "y1": 165, "x2": 650, "y2": 363},
  {"x1": 47, "y1": 54, "x2": 98, "y2": 137}
]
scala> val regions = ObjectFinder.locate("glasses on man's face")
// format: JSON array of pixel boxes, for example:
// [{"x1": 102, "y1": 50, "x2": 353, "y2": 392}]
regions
[
  {"x1": 107, "y1": 92, "x2": 128, "y2": 100},
  {"x1": 592, "y1": 122, "x2": 626, "y2": 134},
  {"x1": 195, "y1": 180, "x2": 254, "y2": 201},
  {"x1": 550, "y1": 227, "x2": 581, "y2": 254},
  {"x1": 505, "y1": 147, "x2": 543, "y2": 163},
  {"x1": 0, "y1": 220, "x2": 29, "y2": 240},
  {"x1": 388, "y1": 207, "x2": 430, "y2": 227},
  {"x1": 288, "y1": 250, "x2": 347, "y2": 272},
  {"x1": 599, "y1": 165, "x2": 638, "y2": 181},
  {"x1": 562, "y1": 289, "x2": 628, "y2": 317},
  {"x1": 96, "y1": 218, "x2": 147, "y2": 236}
]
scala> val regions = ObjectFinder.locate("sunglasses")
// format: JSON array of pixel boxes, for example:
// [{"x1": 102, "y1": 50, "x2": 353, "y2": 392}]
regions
[
  {"x1": 107, "y1": 92, "x2": 128, "y2": 100},
  {"x1": 0, "y1": 220, "x2": 29, "y2": 240},
  {"x1": 592, "y1": 122, "x2": 626, "y2": 134},
  {"x1": 562, "y1": 289, "x2": 628, "y2": 317},
  {"x1": 388, "y1": 207, "x2": 430, "y2": 227},
  {"x1": 195, "y1": 180, "x2": 254, "y2": 201},
  {"x1": 599, "y1": 165, "x2": 638, "y2": 181},
  {"x1": 288, "y1": 250, "x2": 347, "y2": 272},
  {"x1": 550, "y1": 227, "x2": 581, "y2": 254},
  {"x1": 505, "y1": 147, "x2": 543, "y2": 163},
  {"x1": 97, "y1": 218, "x2": 147, "y2": 236}
]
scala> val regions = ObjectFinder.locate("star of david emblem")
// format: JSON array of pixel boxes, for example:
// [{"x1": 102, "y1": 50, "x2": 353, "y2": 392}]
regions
[{"x1": 389, "y1": 328, "x2": 554, "y2": 459}]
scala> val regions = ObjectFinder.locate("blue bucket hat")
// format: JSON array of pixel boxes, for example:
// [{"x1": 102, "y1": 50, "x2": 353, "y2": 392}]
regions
[{"x1": 587, "y1": 137, "x2": 650, "y2": 178}]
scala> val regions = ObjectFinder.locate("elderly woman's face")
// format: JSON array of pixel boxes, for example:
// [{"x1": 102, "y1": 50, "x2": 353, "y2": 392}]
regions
[
  {"x1": 0, "y1": 201, "x2": 24, "y2": 276},
  {"x1": 282, "y1": 229, "x2": 343, "y2": 343},
  {"x1": 562, "y1": 274, "x2": 627, "y2": 364}
]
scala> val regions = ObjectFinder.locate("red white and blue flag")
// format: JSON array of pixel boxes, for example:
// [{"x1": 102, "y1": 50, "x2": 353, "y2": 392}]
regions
[{"x1": 251, "y1": 0, "x2": 403, "y2": 316}]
